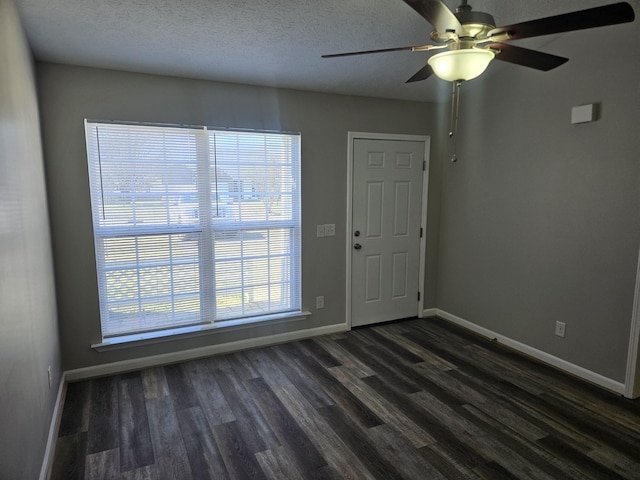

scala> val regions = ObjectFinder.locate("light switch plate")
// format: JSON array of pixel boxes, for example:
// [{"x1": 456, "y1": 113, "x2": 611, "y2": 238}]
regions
[{"x1": 324, "y1": 224, "x2": 335, "y2": 236}]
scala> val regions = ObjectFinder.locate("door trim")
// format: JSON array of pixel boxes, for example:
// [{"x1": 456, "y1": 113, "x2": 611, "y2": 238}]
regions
[
  {"x1": 625, "y1": 247, "x2": 640, "y2": 398},
  {"x1": 346, "y1": 132, "x2": 430, "y2": 330}
]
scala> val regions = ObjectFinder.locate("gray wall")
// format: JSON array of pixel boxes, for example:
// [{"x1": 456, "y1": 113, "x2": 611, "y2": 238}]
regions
[
  {"x1": 0, "y1": 1, "x2": 61, "y2": 478},
  {"x1": 436, "y1": 12, "x2": 640, "y2": 382},
  {"x1": 36, "y1": 63, "x2": 441, "y2": 370}
]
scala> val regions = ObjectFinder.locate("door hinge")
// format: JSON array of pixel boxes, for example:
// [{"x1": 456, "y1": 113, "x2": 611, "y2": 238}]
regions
[
  {"x1": 417, "y1": 291, "x2": 421, "y2": 301},
  {"x1": 423, "y1": 160, "x2": 427, "y2": 171},
  {"x1": 420, "y1": 227, "x2": 423, "y2": 238}
]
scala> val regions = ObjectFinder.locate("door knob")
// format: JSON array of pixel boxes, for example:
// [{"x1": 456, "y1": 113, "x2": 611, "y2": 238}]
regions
[{"x1": 354, "y1": 243, "x2": 362, "y2": 250}]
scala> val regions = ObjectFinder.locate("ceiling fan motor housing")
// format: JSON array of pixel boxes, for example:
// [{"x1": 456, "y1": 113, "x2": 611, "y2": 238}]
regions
[
  {"x1": 454, "y1": 0, "x2": 495, "y2": 34},
  {"x1": 456, "y1": 10, "x2": 496, "y2": 38},
  {"x1": 431, "y1": 7, "x2": 495, "y2": 43}
]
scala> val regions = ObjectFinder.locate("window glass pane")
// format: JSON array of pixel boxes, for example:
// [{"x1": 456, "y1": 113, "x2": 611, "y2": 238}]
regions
[
  {"x1": 88, "y1": 124, "x2": 201, "y2": 229},
  {"x1": 99, "y1": 233, "x2": 202, "y2": 337},
  {"x1": 212, "y1": 227, "x2": 298, "y2": 321}
]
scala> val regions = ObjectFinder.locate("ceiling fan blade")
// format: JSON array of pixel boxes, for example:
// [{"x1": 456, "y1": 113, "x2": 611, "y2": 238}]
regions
[
  {"x1": 489, "y1": 2, "x2": 635, "y2": 41},
  {"x1": 406, "y1": 64, "x2": 434, "y2": 83},
  {"x1": 322, "y1": 43, "x2": 444, "y2": 58},
  {"x1": 322, "y1": 45, "x2": 422, "y2": 58},
  {"x1": 488, "y1": 43, "x2": 569, "y2": 71},
  {"x1": 402, "y1": 0, "x2": 465, "y2": 35}
]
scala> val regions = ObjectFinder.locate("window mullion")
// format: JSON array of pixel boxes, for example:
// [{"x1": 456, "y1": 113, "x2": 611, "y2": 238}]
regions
[
  {"x1": 135, "y1": 236, "x2": 142, "y2": 328},
  {"x1": 198, "y1": 127, "x2": 215, "y2": 324}
]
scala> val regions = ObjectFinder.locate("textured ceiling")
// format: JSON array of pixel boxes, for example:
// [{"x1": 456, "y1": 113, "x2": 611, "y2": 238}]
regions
[{"x1": 15, "y1": 0, "x2": 636, "y2": 102}]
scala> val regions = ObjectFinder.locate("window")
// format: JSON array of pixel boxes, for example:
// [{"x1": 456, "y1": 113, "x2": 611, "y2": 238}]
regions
[{"x1": 85, "y1": 121, "x2": 301, "y2": 340}]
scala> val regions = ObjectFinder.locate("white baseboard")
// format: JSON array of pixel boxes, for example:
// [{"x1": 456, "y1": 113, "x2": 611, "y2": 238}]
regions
[
  {"x1": 422, "y1": 308, "x2": 438, "y2": 318},
  {"x1": 39, "y1": 372, "x2": 67, "y2": 480},
  {"x1": 423, "y1": 309, "x2": 625, "y2": 395},
  {"x1": 66, "y1": 322, "x2": 348, "y2": 382}
]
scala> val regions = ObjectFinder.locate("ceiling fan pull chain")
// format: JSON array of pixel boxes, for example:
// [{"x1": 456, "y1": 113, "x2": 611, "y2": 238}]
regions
[{"x1": 449, "y1": 80, "x2": 462, "y2": 162}]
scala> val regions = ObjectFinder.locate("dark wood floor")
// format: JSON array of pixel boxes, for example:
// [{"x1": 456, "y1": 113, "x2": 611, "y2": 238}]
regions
[{"x1": 51, "y1": 317, "x2": 640, "y2": 479}]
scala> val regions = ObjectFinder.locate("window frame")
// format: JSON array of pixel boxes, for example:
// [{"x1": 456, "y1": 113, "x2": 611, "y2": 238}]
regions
[{"x1": 84, "y1": 120, "x2": 306, "y2": 348}]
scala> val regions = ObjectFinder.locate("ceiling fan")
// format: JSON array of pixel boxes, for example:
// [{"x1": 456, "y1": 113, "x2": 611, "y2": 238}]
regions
[
  {"x1": 322, "y1": 0, "x2": 636, "y2": 83},
  {"x1": 324, "y1": 1, "x2": 635, "y2": 162}
]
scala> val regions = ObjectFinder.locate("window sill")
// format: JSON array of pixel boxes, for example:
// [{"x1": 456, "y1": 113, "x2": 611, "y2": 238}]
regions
[{"x1": 91, "y1": 310, "x2": 312, "y2": 352}]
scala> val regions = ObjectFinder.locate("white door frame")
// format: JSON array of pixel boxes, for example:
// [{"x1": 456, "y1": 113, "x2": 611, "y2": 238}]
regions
[
  {"x1": 624, "y1": 247, "x2": 640, "y2": 398},
  {"x1": 345, "y1": 131, "x2": 430, "y2": 330}
]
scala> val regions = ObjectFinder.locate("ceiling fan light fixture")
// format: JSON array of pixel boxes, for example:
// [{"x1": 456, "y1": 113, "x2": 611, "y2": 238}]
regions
[{"x1": 428, "y1": 49, "x2": 495, "y2": 82}]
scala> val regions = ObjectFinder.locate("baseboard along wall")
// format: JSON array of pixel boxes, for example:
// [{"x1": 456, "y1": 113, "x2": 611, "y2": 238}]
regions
[{"x1": 40, "y1": 372, "x2": 67, "y2": 480}]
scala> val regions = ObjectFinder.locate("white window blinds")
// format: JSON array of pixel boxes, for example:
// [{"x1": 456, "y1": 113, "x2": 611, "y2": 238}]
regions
[{"x1": 85, "y1": 121, "x2": 301, "y2": 339}]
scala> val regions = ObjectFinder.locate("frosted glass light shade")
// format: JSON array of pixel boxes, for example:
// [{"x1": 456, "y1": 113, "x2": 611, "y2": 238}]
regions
[{"x1": 428, "y1": 49, "x2": 495, "y2": 82}]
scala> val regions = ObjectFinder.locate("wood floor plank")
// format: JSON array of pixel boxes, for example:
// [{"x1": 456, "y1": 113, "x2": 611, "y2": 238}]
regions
[
  {"x1": 418, "y1": 443, "x2": 482, "y2": 480},
  {"x1": 268, "y1": 344, "x2": 335, "y2": 408},
  {"x1": 296, "y1": 338, "x2": 343, "y2": 368},
  {"x1": 470, "y1": 372, "x2": 610, "y2": 452},
  {"x1": 86, "y1": 375, "x2": 119, "y2": 454},
  {"x1": 53, "y1": 317, "x2": 640, "y2": 479},
  {"x1": 163, "y1": 364, "x2": 201, "y2": 411},
  {"x1": 374, "y1": 323, "x2": 458, "y2": 370},
  {"x1": 359, "y1": 327, "x2": 425, "y2": 364},
  {"x1": 141, "y1": 367, "x2": 169, "y2": 400},
  {"x1": 243, "y1": 347, "x2": 294, "y2": 388},
  {"x1": 224, "y1": 351, "x2": 262, "y2": 380},
  {"x1": 50, "y1": 432, "x2": 87, "y2": 480},
  {"x1": 59, "y1": 381, "x2": 91, "y2": 437},
  {"x1": 473, "y1": 461, "x2": 520, "y2": 480},
  {"x1": 212, "y1": 421, "x2": 267, "y2": 480},
  {"x1": 152, "y1": 455, "x2": 193, "y2": 480},
  {"x1": 336, "y1": 336, "x2": 423, "y2": 393},
  {"x1": 282, "y1": 342, "x2": 384, "y2": 429},
  {"x1": 418, "y1": 363, "x2": 548, "y2": 441},
  {"x1": 177, "y1": 406, "x2": 230, "y2": 479},
  {"x1": 366, "y1": 424, "x2": 447, "y2": 480},
  {"x1": 536, "y1": 435, "x2": 628, "y2": 480},
  {"x1": 312, "y1": 336, "x2": 377, "y2": 378},
  {"x1": 459, "y1": 403, "x2": 588, "y2": 480},
  {"x1": 118, "y1": 374, "x2": 155, "y2": 471},
  {"x1": 84, "y1": 448, "x2": 120, "y2": 480},
  {"x1": 589, "y1": 446, "x2": 640, "y2": 479},
  {"x1": 538, "y1": 391, "x2": 640, "y2": 460},
  {"x1": 209, "y1": 366, "x2": 280, "y2": 452},
  {"x1": 145, "y1": 396, "x2": 192, "y2": 476},
  {"x1": 254, "y1": 446, "x2": 306, "y2": 480},
  {"x1": 543, "y1": 384, "x2": 640, "y2": 432},
  {"x1": 362, "y1": 374, "x2": 489, "y2": 471},
  {"x1": 244, "y1": 376, "x2": 328, "y2": 476},
  {"x1": 120, "y1": 465, "x2": 157, "y2": 480},
  {"x1": 274, "y1": 384, "x2": 378, "y2": 480},
  {"x1": 329, "y1": 365, "x2": 436, "y2": 448},
  {"x1": 410, "y1": 389, "x2": 558, "y2": 480},
  {"x1": 180, "y1": 360, "x2": 235, "y2": 427},
  {"x1": 317, "y1": 404, "x2": 406, "y2": 480}
]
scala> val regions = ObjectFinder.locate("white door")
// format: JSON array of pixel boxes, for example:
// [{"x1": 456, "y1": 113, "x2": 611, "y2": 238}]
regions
[{"x1": 350, "y1": 137, "x2": 426, "y2": 327}]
